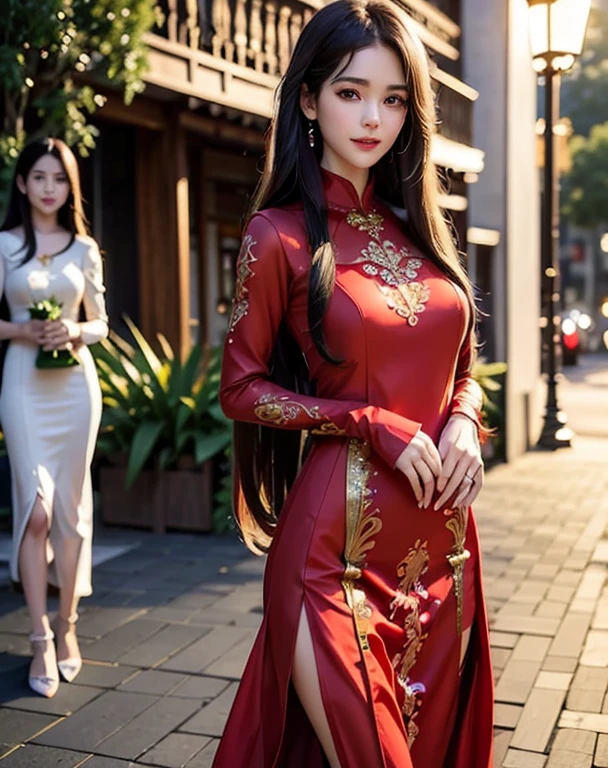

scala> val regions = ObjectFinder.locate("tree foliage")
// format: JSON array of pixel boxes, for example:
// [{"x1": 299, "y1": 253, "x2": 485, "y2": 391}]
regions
[
  {"x1": 560, "y1": 8, "x2": 608, "y2": 138},
  {"x1": 562, "y1": 122, "x2": 608, "y2": 229},
  {"x1": 0, "y1": 0, "x2": 159, "y2": 195}
]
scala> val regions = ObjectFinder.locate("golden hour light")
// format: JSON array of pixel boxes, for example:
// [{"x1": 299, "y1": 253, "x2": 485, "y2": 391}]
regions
[{"x1": 527, "y1": 0, "x2": 592, "y2": 71}]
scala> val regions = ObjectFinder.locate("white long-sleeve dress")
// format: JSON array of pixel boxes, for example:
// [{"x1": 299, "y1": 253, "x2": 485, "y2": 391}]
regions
[{"x1": 0, "y1": 231, "x2": 108, "y2": 597}]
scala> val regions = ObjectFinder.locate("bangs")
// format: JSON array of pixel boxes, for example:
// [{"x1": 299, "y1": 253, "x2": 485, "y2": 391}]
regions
[{"x1": 302, "y1": 7, "x2": 415, "y2": 96}]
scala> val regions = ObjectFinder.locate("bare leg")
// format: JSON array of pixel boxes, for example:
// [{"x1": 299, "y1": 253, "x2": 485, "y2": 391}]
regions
[
  {"x1": 19, "y1": 497, "x2": 57, "y2": 680},
  {"x1": 459, "y1": 626, "x2": 472, "y2": 672},
  {"x1": 54, "y1": 535, "x2": 82, "y2": 666},
  {"x1": 292, "y1": 605, "x2": 342, "y2": 768}
]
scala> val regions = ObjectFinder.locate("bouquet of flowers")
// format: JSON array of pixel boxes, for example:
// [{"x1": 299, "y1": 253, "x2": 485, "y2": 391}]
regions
[{"x1": 29, "y1": 298, "x2": 80, "y2": 369}]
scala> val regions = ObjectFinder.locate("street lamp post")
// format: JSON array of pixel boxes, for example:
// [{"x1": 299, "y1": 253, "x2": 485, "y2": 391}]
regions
[{"x1": 527, "y1": 0, "x2": 592, "y2": 450}]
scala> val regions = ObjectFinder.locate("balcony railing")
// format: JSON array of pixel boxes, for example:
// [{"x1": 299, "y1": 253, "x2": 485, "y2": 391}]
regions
[
  {"x1": 146, "y1": 0, "x2": 483, "y2": 174},
  {"x1": 435, "y1": 78, "x2": 473, "y2": 147},
  {"x1": 153, "y1": 0, "x2": 461, "y2": 81},
  {"x1": 155, "y1": 0, "x2": 319, "y2": 77}
]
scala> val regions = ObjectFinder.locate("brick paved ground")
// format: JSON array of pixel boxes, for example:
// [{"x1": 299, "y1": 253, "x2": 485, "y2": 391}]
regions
[{"x1": 1, "y1": 434, "x2": 608, "y2": 767}]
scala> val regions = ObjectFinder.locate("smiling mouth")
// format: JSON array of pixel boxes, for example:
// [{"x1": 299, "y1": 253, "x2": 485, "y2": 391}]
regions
[{"x1": 351, "y1": 138, "x2": 381, "y2": 148}]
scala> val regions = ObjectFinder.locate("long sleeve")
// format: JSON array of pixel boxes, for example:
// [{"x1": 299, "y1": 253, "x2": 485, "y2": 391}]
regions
[
  {"x1": 449, "y1": 330, "x2": 486, "y2": 438},
  {"x1": 80, "y1": 239, "x2": 109, "y2": 346},
  {"x1": 220, "y1": 213, "x2": 422, "y2": 469}
]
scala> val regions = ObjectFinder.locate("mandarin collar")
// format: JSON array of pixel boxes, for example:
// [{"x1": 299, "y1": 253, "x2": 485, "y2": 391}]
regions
[{"x1": 321, "y1": 168, "x2": 375, "y2": 213}]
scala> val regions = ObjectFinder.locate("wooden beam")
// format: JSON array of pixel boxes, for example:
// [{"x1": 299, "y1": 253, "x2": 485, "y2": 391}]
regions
[
  {"x1": 96, "y1": 89, "x2": 167, "y2": 131},
  {"x1": 168, "y1": 114, "x2": 192, "y2": 360},
  {"x1": 401, "y1": 0, "x2": 461, "y2": 39},
  {"x1": 135, "y1": 116, "x2": 191, "y2": 359},
  {"x1": 196, "y1": 152, "x2": 209, "y2": 346},
  {"x1": 179, "y1": 111, "x2": 265, "y2": 151}
]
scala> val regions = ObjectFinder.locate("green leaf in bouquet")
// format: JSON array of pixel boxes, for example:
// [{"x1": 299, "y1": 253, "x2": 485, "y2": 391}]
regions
[
  {"x1": 36, "y1": 348, "x2": 80, "y2": 369},
  {"x1": 29, "y1": 297, "x2": 64, "y2": 321},
  {"x1": 29, "y1": 297, "x2": 79, "y2": 368}
]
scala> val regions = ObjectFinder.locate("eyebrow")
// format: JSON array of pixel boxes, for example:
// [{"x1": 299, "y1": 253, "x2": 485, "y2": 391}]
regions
[{"x1": 331, "y1": 76, "x2": 408, "y2": 92}]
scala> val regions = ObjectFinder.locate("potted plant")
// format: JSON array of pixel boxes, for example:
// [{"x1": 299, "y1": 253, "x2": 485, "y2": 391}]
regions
[
  {"x1": 471, "y1": 359, "x2": 508, "y2": 463},
  {"x1": 93, "y1": 317, "x2": 232, "y2": 533}
]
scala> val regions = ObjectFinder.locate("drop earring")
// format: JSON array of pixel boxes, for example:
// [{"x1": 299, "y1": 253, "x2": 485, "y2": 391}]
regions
[{"x1": 308, "y1": 121, "x2": 315, "y2": 148}]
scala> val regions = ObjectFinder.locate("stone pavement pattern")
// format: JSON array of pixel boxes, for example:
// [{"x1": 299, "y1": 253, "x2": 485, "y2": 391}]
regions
[
  {"x1": 483, "y1": 437, "x2": 608, "y2": 768},
  {"x1": 0, "y1": 436, "x2": 607, "y2": 767}
]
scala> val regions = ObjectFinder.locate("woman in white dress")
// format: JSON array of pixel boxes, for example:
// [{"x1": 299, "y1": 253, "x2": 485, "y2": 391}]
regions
[{"x1": 0, "y1": 138, "x2": 108, "y2": 698}]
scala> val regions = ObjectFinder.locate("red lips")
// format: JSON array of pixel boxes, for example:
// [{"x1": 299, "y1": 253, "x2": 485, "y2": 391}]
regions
[
  {"x1": 351, "y1": 138, "x2": 381, "y2": 151},
  {"x1": 41, "y1": 198, "x2": 56, "y2": 205}
]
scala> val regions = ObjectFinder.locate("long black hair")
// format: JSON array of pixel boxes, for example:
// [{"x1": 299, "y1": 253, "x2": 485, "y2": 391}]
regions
[
  {"x1": 233, "y1": 0, "x2": 481, "y2": 554},
  {"x1": 1, "y1": 137, "x2": 88, "y2": 264}
]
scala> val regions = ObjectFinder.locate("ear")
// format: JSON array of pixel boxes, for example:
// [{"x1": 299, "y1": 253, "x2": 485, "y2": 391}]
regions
[
  {"x1": 300, "y1": 84, "x2": 317, "y2": 121},
  {"x1": 16, "y1": 175, "x2": 27, "y2": 195}
]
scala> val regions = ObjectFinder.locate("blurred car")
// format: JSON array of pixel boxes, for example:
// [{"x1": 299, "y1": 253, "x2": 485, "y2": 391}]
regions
[
  {"x1": 561, "y1": 314, "x2": 580, "y2": 366},
  {"x1": 560, "y1": 309, "x2": 594, "y2": 366}
]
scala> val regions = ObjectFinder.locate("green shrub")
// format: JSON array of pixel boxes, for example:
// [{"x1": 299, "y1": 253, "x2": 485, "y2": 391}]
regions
[{"x1": 93, "y1": 317, "x2": 231, "y2": 490}]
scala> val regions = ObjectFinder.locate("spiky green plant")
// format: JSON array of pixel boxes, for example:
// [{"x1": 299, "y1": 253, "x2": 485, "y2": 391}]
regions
[
  {"x1": 471, "y1": 360, "x2": 507, "y2": 425},
  {"x1": 93, "y1": 316, "x2": 231, "y2": 489},
  {"x1": 472, "y1": 359, "x2": 507, "y2": 459}
]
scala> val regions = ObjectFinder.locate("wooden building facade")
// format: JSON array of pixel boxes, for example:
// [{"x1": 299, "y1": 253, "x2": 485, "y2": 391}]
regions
[{"x1": 84, "y1": 0, "x2": 485, "y2": 357}]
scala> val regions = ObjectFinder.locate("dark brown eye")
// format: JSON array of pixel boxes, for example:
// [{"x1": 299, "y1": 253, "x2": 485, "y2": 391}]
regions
[{"x1": 338, "y1": 89, "x2": 358, "y2": 100}]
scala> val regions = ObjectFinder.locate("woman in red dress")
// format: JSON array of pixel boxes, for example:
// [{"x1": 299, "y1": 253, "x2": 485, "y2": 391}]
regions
[{"x1": 214, "y1": 1, "x2": 494, "y2": 766}]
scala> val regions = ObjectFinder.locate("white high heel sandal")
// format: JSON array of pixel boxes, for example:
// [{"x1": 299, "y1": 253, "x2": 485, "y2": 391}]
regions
[
  {"x1": 28, "y1": 630, "x2": 60, "y2": 698},
  {"x1": 53, "y1": 613, "x2": 82, "y2": 683}
]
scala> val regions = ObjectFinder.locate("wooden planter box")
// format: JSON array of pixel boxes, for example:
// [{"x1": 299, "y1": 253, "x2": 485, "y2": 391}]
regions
[{"x1": 99, "y1": 457, "x2": 213, "y2": 534}]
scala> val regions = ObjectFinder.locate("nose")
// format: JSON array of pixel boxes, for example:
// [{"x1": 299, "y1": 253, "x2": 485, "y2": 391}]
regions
[
  {"x1": 362, "y1": 102, "x2": 380, "y2": 130},
  {"x1": 43, "y1": 175, "x2": 55, "y2": 193}
]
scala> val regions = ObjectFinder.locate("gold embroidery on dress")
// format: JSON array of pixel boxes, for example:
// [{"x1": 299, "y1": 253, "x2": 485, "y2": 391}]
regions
[
  {"x1": 444, "y1": 506, "x2": 471, "y2": 636},
  {"x1": 346, "y1": 210, "x2": 430, "y2": 326},
  {"x1": 380, "y1": 283, "x2": 431, "y2": 326},
  {"x1": 346, "y1": 210, "x2": 385, "y2": 240},
  {"x1": 253, "y1": 394, "x2": 321, "y2": 425},
  {"x1": 228, "y1": 235, "x2": 257, "y2": 333},
  {"x1": 310, "y1": 422, "x2": 346, "y2": 436},
  {"x1": 389, "y1": 538, "x2": 430, "y2": 746},
  {"x1": 342, "y1": 440, "x2": 382, "y2": 653}
]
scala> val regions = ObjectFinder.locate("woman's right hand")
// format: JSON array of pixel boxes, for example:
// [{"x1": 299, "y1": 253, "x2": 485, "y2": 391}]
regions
[
  {"x1": 394, "y1": 429, "x2": 443, "y2": 509},
  {"x1": 17, "y1": 320, "x2": 47, "y2": 345}
]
